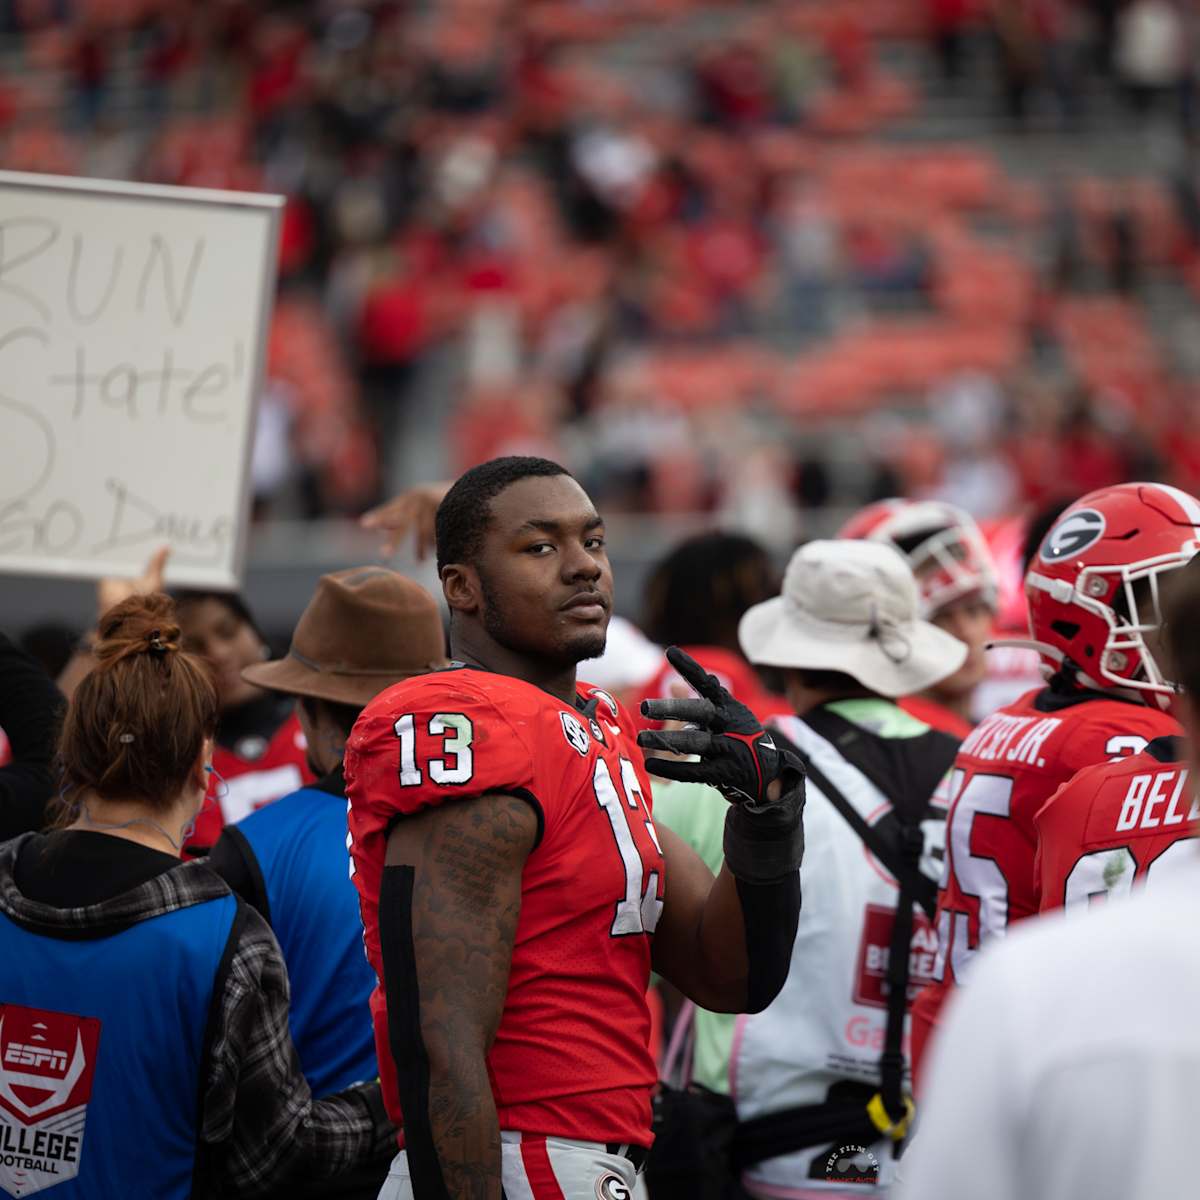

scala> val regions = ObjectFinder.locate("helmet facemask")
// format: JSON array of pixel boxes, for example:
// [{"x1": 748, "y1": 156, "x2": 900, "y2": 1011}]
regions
[
  {"x1": 1097, "y1": 557, "x2": 1188, "y2": 698},
  {"x1": 899, "y1": 522, "x2": 999, "y2": 620},
  {"x1": 1027, "y1": 549, "x2": 1196, "y2": 706}
]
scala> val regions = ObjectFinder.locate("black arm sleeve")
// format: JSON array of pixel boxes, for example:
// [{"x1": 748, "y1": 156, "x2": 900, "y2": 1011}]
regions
[
  {"x1": 722, "y1": 778, "x2": 805, "y2": 1014},
  {"x1": 379, "y1": 865, "x2": 451, "y2": 1200},
  {"x1": 208, "y1": 827, "x2": 272, "y2": 924},
  {"x1": 735, "y1": 871, "x2": 802, "y2": 1013},
  {"x1": 0, "y1": 633, "x2": 64, "y2": 841}
]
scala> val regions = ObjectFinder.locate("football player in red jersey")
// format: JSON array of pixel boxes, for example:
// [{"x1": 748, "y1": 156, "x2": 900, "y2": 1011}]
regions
[
  {"x1": 839, "y1": 500, "x2": 1000, "y2": 738},
  {"x1": 1036, "y1": 735, "x2": 1194, "y2": 911},
  {"x1": 1035, "y1": 554, "x2": 1200, "y2": 913},
  {"x1": 345, "y1": 457, "x2": 805, "y2": 1200},
  {"x1": 910, "y1": 483, "x2": 1199, "y2": 1085}
]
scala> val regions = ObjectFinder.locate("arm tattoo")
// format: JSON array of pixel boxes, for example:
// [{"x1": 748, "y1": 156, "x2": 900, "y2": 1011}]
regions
[{"x1": 385, "y1": 793, "x2": 536, "y2": 1200}]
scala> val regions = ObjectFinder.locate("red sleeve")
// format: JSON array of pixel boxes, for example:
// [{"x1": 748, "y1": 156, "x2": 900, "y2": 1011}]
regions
[
  {"x1": 1034, "y1": 758, "x2": 1116, "y2": 913},
  {"x1": 344, "y1": 677, "x2": 539, "y2": 825},
  {"x1": 1034, "y1": 774, "x2": 1080, "y2": 913}
]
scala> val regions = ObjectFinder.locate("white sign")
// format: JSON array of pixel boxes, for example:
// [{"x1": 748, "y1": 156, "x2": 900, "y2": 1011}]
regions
[{"x1": 0, "y1": 171, "x2": 282, "y2": 588}]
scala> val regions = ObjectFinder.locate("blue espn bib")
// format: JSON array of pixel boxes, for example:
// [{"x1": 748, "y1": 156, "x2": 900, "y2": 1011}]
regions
[{"x1": 0, "y1": 893, "x2": 236, "y2": 1199}]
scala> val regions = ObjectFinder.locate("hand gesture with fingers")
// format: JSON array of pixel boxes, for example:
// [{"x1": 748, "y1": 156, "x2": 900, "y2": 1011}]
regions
[{"x1": 638, "y1": 647, "x2": 804, "y2": 808}]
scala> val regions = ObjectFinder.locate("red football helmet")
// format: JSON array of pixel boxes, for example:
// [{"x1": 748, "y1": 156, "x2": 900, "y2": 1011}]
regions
[
  {"x1": 1023, "y1": 483, "x2": 1200, "y2": 707},
  {"x1": 838, "y1": 499, "x2": 999, "y2": 618}
]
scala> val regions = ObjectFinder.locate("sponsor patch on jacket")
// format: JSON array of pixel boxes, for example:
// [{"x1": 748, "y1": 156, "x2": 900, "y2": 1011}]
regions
[
  {"x1": 852, "y1": 904, "x2": 938, "y2": 1009},
  {"x1": 0, "y1": 1005, "x2": 100, "y2": 1196}
]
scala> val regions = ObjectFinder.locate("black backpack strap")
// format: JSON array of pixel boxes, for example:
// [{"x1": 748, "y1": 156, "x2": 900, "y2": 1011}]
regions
[
  {"x1": 771, "y1": 728, "x2": 938, "y2": 921},
  {"x1": 771, "y1": 715, "x2": 954, "y2": 1153},
  {"x1": 801, "y1": 706, "x2": 959, "y2": 824},
  {"x1": 731, "y1": 1087, "x2": 878, "y2": 1171},
  {"x1": 876, "y1": 822, "x2": 921, "y2": 1144}
]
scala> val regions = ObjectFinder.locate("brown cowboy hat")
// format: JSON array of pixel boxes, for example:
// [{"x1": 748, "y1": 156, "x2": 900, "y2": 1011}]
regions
[{"x1": 242, "y1": 566, "x2": 447, "y2": 708}]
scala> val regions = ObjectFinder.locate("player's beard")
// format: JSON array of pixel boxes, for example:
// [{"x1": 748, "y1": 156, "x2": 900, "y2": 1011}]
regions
[{"x1": 480, "y1": 571, "x2": 608, "y2": 666}]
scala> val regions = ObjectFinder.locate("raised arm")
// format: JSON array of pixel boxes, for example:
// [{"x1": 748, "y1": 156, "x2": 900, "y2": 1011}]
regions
[
  {"x1": 640, "y1": 648, "x2": 805, "y2": 1015},
  {"x1": 380, "y1": 792, "x2": 539, "y2": 1200},
  {"x1": 360, "y1": 481, "x2": 451, "y2": 560}
]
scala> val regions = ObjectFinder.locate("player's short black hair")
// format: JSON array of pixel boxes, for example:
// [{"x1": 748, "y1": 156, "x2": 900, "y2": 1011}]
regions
[
  {"x1": 642, "y1": 531, "x2": 778, "y2": 651},
  {"x1": 436, "y1": 456, "x2": 572, "y2": 572}
]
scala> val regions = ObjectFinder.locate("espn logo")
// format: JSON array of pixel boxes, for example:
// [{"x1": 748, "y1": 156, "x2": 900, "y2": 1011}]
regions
[{"x1": 3, "y1": 1043, "x2": 67, "y2": 1071}]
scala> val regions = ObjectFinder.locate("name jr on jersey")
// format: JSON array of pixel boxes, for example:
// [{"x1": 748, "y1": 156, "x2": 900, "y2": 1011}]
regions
[
  {"x1": 1114, "y1": 767, "x2": 1195, "y2": 833},
  {"x1": 958, "y1": 713, "x2": 1063, "y2": 768}
]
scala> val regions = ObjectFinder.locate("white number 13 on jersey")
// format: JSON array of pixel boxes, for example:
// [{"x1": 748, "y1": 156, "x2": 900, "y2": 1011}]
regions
[
  {"x1": 394, "y1": 712, "x2": 475, "y2": 785},
  {"x1": 594, "y1": 757, "x2": 663, "y2": 936}
]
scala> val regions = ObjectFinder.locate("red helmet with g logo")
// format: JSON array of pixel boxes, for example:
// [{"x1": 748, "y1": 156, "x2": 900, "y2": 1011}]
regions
[{"x1": 1025, "y1": 483, "x2": 1200, "y2": 707}]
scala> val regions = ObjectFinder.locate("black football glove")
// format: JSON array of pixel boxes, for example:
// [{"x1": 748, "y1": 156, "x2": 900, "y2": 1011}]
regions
[
  {"x1": 638, "y1": 647, "x2": 806, "y2": 884},
  {"x1": 637, "y1": 646, "x2": 804, "y2": 807}
]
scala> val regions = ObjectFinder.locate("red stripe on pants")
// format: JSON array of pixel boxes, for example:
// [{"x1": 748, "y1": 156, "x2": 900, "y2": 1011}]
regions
[{"x1": 519, "y1": 1135, "x2": 567, "y2": 1200}]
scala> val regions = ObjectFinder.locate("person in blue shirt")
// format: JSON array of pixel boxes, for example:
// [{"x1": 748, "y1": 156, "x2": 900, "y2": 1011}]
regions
[{"x1": 207, "y1": 566, "x2": 446, "y2": 1200}]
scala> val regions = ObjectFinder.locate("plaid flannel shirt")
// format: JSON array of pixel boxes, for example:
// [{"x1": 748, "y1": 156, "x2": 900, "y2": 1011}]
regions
[{"x1": 0, "y1": 835, "x2": 395, "y2": 1197}]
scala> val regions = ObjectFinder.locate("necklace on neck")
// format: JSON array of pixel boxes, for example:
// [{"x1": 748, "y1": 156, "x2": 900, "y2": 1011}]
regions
[{"x1": 77, "y1": 800, "x2": 188, "y2": 853}]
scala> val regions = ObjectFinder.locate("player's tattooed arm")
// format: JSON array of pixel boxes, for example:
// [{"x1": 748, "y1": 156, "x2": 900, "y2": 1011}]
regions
[{"x1": 382, "y1": 793, "x2": 539, "y2": 1200}]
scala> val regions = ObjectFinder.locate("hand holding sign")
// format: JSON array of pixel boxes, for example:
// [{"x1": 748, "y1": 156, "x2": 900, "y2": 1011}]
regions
[{"x1": 97, "y1": 545, "x2": 171, "y2": 619}]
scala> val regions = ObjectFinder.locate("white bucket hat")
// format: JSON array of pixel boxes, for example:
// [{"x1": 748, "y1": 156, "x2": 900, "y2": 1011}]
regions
[{"x1": 738, "y1": 539, "x2": 967, "y2": 697}]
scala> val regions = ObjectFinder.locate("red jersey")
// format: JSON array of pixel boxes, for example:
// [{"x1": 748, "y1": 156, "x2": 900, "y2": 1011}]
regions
[
  {"x1": 345, "y1": 666, "x2": 664, "y2": 1147},
  {"x1": 1036, "y1": 737, "x2": 1197, "y2": 913},
  {"x1": 189, "y1": 710, "x2": 313, "y2": 847},
  {"x1": 911, "y1": 686, "x2": 1178, "y2": 1082}
]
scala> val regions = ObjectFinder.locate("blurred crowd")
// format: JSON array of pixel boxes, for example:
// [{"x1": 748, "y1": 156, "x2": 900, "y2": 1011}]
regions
[{"x1": 6, "y1": 0, "x2": 1200, "y2": 538}]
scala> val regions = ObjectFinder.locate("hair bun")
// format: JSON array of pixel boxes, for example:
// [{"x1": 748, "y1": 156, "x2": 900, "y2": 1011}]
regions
[
  {"x1": 57, "y1": 590, "x2": 219, "y2": 819},
  {"x1": 95, "y1": 593, "x2": 183, "y2": 671}
]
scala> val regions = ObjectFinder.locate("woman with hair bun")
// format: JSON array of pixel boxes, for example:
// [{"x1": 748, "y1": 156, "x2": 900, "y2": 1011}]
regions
[
  {"x1": 0, "y1": 594, "x2": 393, "y2": 1199},
  {"x1": 59, "y1": 546, "x2": 315, "y2": 849}
]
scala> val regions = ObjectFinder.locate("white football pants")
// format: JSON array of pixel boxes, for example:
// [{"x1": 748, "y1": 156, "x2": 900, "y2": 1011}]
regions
[{"x1": 377, "y1": 1131, "x2": 647, "y2": 1200}]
